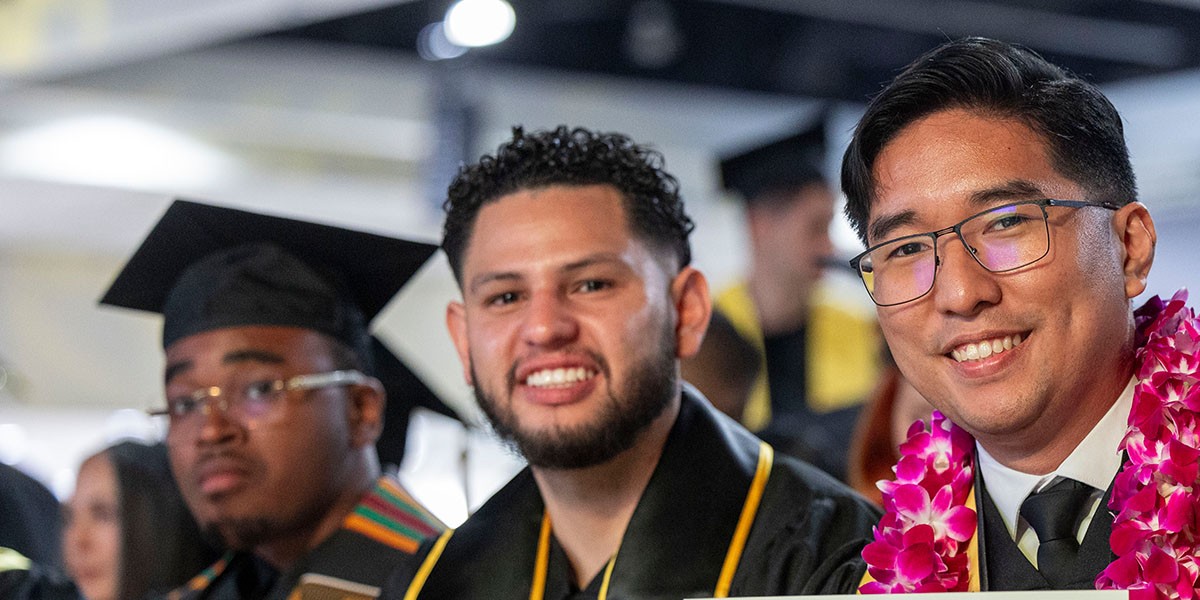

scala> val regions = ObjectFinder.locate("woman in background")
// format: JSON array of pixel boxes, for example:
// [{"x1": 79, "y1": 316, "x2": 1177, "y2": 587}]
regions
[{"x1": 63, "y1": 440, "x2": 218, "y2": 600}]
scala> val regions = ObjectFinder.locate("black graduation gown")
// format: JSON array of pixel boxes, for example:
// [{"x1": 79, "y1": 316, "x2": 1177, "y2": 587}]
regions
[
  {"x1": 0, "y1": 463, "x2": 64, "y2": 569},
  {"x1": 166, "y1": 477, "x2": 442, "y2": 600},
  {"x1": 385, "y1": 389, "x2": 880, "y2": 599},
  {"x1": 0, "y1": 549, "x2": 79, "y2": 600}
]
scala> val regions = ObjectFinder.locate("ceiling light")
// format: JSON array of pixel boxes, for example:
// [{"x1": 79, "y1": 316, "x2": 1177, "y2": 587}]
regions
[
  {"x1": 418, "y1": 21, "x2": 468, "y2": 61},
  {"x1": 443, "y1": 0, "x2": 516, "y2": 48}
]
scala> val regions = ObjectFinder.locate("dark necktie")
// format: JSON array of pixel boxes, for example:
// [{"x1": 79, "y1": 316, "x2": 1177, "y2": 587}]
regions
[{"x1": 1019, "y1": 477, "x2": 1095, "y2": 588}]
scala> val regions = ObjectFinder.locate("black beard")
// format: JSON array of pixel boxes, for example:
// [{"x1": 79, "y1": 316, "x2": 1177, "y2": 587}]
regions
[
  {"x1": 473, "y1": 321, "x2": 677, "y2": 470},
  {"x1": 198, "y1": 494, "x2": 332, "y2": 553},
  {"x1": 203, "y1": 518, "x2": 274, "y2": 551}
]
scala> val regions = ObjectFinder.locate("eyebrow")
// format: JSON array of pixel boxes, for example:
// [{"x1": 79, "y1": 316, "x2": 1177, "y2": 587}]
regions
[
  {"x1": 466, "y1": 253, "x2": 628, "y2": 295},
  {"x1": 163, "y1": 349, "x2": 286, "y2": 384},
  {"x1": 164, "y1": 361, "x2": 192, "y2": 385},
  {"x1": 867, "y1": 179, "x2": 1049, "y2": 243}
]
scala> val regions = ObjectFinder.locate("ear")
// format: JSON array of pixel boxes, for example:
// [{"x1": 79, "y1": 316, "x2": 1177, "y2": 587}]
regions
[
  {"x1": 670, "y1": 266, "x2": 712, "y2": 359},
  {"x1": 347, "y1": 377, "x2": 386, "y2": 448},
  {"x1": 446, "y1": 301, "x2": 474, "y2": 387},
  {"x1": 1113, "y1": 201, "x2": 1156, "y2": 299}
]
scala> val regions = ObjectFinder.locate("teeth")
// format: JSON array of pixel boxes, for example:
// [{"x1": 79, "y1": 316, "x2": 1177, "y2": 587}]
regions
[
  {"x1": 950, "y1": 334, "x2": 1023, "y2": 363},
  {"x1": 524, "y1": 367, "x2": 596, "y2": 388}
]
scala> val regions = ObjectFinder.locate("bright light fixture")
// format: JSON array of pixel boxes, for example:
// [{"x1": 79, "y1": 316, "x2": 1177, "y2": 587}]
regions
[
  {"x1": 418, "y1": 21, "x2": 469, "y2": 61},
  {"x1": 444, "y1": 0, "x2": 516, "y2": 48},
  {"x1": 0, "y1": 115, "x2": 235, "y2": 191}
]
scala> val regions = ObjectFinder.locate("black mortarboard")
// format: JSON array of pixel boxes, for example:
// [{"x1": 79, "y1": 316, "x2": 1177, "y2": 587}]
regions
[
  {"x1": 373, "y1": 337, "x2": 461, "y2": 468},
  {"x1": 719, "y1": 116, "x2": 829, "y2": 204},
  {"x1": 99, "y1": 199, "x2": 437, "y2": 362}
]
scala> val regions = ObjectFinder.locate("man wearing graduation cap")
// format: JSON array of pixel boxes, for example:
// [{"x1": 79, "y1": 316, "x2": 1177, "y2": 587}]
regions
[
  {"x1": 712, "y1": 118, "x2": 881, "y2": 481},
  {"x1": 101, "y1": 200, "x2": 446, "y2": 600},
  {"x1": 385, "y1": 125, "x2": 879, "y2": 599}
]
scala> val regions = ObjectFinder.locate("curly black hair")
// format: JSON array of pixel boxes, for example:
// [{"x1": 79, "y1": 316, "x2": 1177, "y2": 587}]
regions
[
  {"x1": 442, "y1": 125, "x2": 695, "y2": 283},
  {"x1": 841, "y1": 37, "x2": 1136, "y2": 245}
]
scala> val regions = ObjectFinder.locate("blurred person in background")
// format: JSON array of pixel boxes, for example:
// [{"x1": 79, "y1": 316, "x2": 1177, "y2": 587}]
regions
[
  {"x1": 713, "y1": 117, "x2": 881, "y2": 481},
  {"x1": 680, "y1": 310, "x2": 761, "y2": 421},
  {"x1": 100, "y1": 200, "x2": 445, "y2": 599},
  {"x1": 1, "y1": 462, "x2": 77, "y2": 600},
  {"x1": 63, "y1": 440, "x2": 219, "y2": 600}
]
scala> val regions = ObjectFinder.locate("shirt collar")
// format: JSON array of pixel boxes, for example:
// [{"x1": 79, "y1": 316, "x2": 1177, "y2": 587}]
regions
[{"x1": 976, "y1": 377, "x2": 1134, "y2": 536}]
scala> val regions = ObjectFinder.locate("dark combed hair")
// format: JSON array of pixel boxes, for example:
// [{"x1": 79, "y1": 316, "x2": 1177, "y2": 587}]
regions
[
  {"x1": 841, "y1": 37, "x2": 1137, "y2": 244},
  {"x1": 442, "y1": 125, "x2": 695, "y2": 282}
]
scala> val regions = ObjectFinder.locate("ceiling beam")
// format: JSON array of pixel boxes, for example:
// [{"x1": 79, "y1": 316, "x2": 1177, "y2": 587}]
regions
[{"x1": 714, "y1": 0, "x2": 1187, "y2": 68}]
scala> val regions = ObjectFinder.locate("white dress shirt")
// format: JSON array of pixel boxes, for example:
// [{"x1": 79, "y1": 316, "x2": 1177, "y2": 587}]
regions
[{"x1": 976, "y1": 378, "x2": 1134, "y2": 567}]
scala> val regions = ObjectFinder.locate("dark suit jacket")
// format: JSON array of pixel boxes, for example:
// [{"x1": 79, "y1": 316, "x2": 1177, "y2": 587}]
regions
[{"x1": 976, "y1": 467, "x2": 1116, "y2": 590}]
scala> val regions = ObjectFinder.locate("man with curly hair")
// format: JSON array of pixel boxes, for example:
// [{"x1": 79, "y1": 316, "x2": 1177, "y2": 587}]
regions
[{"x1": 385, "y1": 125, "x2": 880, "y2": 599}]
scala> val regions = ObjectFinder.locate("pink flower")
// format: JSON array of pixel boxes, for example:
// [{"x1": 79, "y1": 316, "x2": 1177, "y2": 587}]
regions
[{"x1": 862, "y1": 411, "x2": 976, "y2": 594}]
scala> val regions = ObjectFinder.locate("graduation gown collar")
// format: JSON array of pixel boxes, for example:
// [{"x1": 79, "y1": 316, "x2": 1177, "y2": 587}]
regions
[
  {"x1": 169, "y1": 476, "x2": 440, "y2": 600},
  {"x1": 409, "y1": 388, "x2": 774, "y2": 599},
  {"x1": 596, "y1": 387, "x2": 769, "y2": 598}
]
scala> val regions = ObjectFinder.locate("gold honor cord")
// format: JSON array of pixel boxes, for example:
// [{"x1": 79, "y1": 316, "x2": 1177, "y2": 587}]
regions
[
  {"x1": 403, "y1": 529, "x2": 455, "y2": 600},
  {"x1": 966, "y1": 487, "x2": 980, "y2": 592},
  {"x1": 405, "y1": 442, "x2": 774, "y2": 599},
  {"x1": 597, "y1": 547, "x2": 619, "y2": 598},
  {"x1": 530, "y1": 513, "x2": 619, "y2": 600},
  {"x1": 530, "y1": 441, "x2": 774, "y2": 600},
  {"x1": 530, "y1": 513, "x2": 553, "y2": 600},
  {"x1": 713, "y1": 441, "x2": 774, "y2": 597}
]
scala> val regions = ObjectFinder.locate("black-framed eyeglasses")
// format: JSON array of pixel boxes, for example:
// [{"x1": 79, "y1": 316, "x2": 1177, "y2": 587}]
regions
[
  {"x1": 149, "y1": 369, "x2": 370, "y2": 429},
  {"x1": 849, "y1": 199, "x2": 1119, "y2": 307}
]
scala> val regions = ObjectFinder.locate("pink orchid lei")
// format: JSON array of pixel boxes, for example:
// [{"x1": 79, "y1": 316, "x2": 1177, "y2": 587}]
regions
[
  {"x1": 861, "y1": 290, "x2": 1200, "y2": 597},
  {"x1": 1098, "y1": 290, "x2": 1200, "y2": 599},
  {"x1": 860, "y1": 410, "x2": 977, "y2": 592}
]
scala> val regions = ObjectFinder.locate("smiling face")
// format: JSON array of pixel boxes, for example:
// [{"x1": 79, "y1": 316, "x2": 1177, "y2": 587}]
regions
[
  {"x1": 446, "y1": 184, "x2": 710, "y2": 469},
  {"x1": 63, "y1": 454, "x2": 120, "y2": 600},
  {"x1": 867, "y1": 109, "x2": 1155, "y2": 469},
  {"x1": 163, "y1": 325, "x2": 376, "y2": 555}
]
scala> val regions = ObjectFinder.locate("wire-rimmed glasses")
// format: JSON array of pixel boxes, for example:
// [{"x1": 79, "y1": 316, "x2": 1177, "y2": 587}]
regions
[
  {"x1": 150, "y1": 369, "x2": 370, "y2": 431},
  {"x1": 849, "y1": 199, "x2": 1119, "y2": 307}
]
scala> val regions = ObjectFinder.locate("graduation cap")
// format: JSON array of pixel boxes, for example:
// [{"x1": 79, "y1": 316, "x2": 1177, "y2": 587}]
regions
[
  {"x1": 100, "y1": 199, "x2": 460, "y2": 461},
  {"x1": 719, "y1": 115, "x2": 829, "y2": 204},
  {"x1": 372, "y1": 337, "x2": 463, "y2": 468}
]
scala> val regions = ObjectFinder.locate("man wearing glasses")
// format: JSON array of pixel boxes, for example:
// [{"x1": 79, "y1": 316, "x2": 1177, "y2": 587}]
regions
[
  {"x1": 101, "y1": 200, "x2": 445, "y2": 599},
  {"x1": 840, "y1": 37, "x2": 1188, "y2": 592}
]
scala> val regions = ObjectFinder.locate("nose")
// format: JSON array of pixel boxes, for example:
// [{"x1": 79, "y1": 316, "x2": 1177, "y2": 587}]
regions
[
  {"x1": 193, "y1": 393, "x2": 241, "y2": 445},
  {"x1": 520, "y1": 290, "x2": 579, "y2": 348},
  {"x1": 63, "y1": 519, "x2": 88, "y2": 554},
  {"x1": 930, "y1": 234, "x2": 1002, "y2": 316}
]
